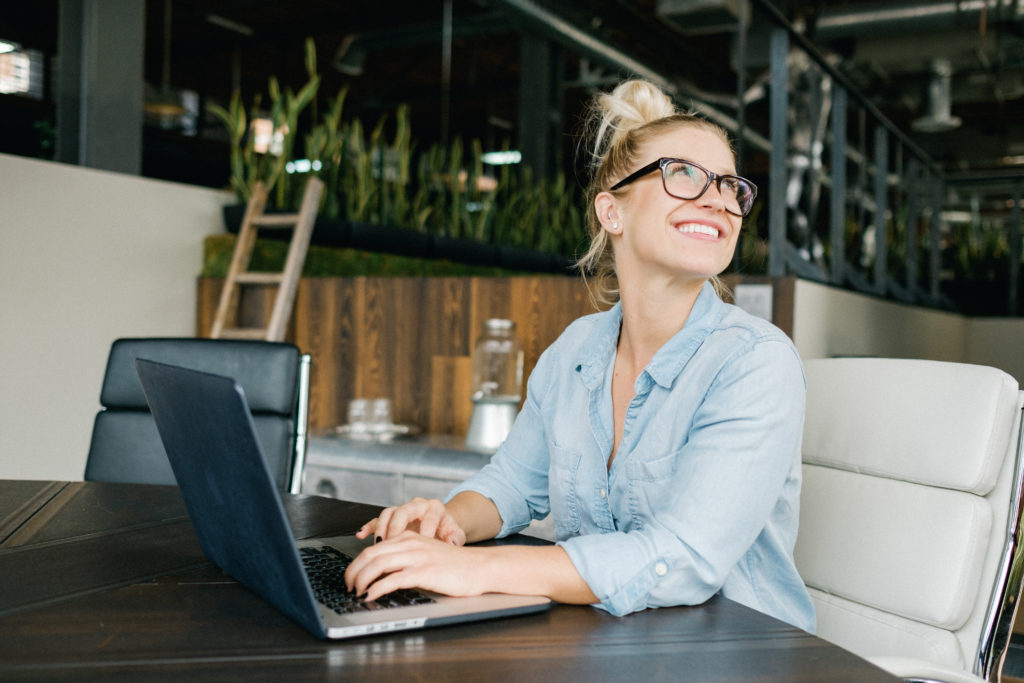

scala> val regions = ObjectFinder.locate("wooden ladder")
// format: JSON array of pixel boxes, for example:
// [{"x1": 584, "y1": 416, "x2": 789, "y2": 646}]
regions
[{"x1": 210, "y1": 177, "x2": 324, "y2": 342}]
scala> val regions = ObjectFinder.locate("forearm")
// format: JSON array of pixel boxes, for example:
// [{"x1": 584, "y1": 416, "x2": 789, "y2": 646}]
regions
[
  {"x1": 445, "y1": 491, "x2": 503, "y2": 543},
  {"x1": 475, "y1": 544, "x2": 598, "y2": 605}
]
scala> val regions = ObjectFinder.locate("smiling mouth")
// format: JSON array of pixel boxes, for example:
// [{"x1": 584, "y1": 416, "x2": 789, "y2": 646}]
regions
[{"x1": 675, "y1": 222, "x2": 720, "y2": 238}]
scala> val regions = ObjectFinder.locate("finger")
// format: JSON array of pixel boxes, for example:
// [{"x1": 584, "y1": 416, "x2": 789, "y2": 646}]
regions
[
  {"x1": 418, "y1": 502, "x2": 445, "y2": 540},
  {"x1": 347, "y1": 540, "x2": 420, "y2": 597},
  {"x1": 374, "y1": 506, "x2": 398, "y2": 541},
  {"x1": 384, "y1": 506, "x2": 411, "y2": 540},
  {"x1": 363, "y1": 567, "x2": 422, "y2": 603},
  {"x1": 354, "y1": 518, "x2": 379, "y2": 540},
  {"x1": 343, "y1": 531, "x2": 415, "y2": 592},
  {"x1": 437, "y1": 517, "x2": 466, "y2": 546},
  {"x1": 344, "y1": 542, "x2": 380, "y2": 591}
]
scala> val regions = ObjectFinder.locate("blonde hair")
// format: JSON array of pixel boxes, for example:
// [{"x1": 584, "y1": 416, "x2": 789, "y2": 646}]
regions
[{"x1": 576, "y1": 79, "x2": 734, "y2": 307}]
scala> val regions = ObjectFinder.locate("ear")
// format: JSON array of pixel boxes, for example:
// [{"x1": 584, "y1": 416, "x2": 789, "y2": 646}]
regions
[{"x1": 594, "y1": 192, "x2": 622, "y2": 234}]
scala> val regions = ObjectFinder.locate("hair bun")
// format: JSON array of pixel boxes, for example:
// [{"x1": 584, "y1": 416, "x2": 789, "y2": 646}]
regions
[{"x1": 592, "y1": 79, "x2": 677, "y2": 159}]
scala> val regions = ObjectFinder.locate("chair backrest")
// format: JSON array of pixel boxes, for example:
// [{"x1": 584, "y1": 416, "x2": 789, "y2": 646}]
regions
[
  {"x1": 85, "y1": 338, "x2": 310, "y2": 493},
  {"x1": 796, "y1": 357, "x2": 1024, "y2": 681}
]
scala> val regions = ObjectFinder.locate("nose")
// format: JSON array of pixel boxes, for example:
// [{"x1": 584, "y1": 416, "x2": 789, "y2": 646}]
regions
[{"x1": 695, "y1": 180, "x2": 727, "y2": 212}]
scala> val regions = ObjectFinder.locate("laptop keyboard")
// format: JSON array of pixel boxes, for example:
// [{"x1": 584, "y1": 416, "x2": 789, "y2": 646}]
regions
[{"x1": 300, "y1": 545, "x2": 436, "y2": 614}]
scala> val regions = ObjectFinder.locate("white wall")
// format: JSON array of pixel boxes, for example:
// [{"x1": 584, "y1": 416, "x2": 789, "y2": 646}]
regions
[
  {"x1": 791, "y1": 279, "x2": 967, "y2": 362},
  {"x1": 791, "y1": 279, "x2": 1024, "y2": 389},
  {"x1": 965, "y1": 318, "x2": 1024, "y2": 385},
  {"x1": 0, "y1": 154, "x2": 230, "y2": 480}
]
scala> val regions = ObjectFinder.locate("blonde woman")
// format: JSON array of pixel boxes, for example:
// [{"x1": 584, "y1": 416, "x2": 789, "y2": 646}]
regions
[{"x1": 345, "y1": 79, "x2": 815, "y2": 632}]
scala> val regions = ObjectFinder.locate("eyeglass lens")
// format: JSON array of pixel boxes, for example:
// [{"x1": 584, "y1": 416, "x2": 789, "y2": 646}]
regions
[{"x1": 664, "y1": 160, "x2": 754, "y2": 216}]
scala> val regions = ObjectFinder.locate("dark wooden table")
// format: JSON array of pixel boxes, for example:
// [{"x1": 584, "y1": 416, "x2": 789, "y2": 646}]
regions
[{"x1": 0, "y1": 480, "x2": 896, "y2": 681}]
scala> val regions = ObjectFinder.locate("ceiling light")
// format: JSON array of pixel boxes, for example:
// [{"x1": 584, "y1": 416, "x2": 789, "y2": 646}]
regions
[
  {"x1": 334, "y1": 35, "x2": 366, "y2": 76},
  {"x1": 912, "y1": 58, "x2": 961, "y2": 133},
  {"x1": 206, "y1": 14, "x2": 253, "y2": 36},
  {"x1": 481, "y1": 150, "x2": 522, "y2": 166},
  {"x1": 145, "y1": 0, "x2": 186, "y2": 119}
]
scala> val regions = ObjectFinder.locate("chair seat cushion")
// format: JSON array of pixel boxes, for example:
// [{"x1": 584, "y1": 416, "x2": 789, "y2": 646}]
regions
[
  {"x1": 868, "y1": 656, "x2": 986, "y2": 683},
  {"x1": 809, "y1": 588, "x2": 967, "y2": 671}
]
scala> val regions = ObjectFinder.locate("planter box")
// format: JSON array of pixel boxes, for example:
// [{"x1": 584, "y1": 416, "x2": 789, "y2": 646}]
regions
[
  {"x1": 197, "y1": 275, "x2": 598, "y2": 435},
  {"x1": 222, "y1": 204, "x2": 573, "y2": 274}
]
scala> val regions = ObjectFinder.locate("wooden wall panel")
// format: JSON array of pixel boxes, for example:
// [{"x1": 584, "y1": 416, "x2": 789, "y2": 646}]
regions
[{"x1": 197, "y1": 276, "x2": 598, "y2": 435}]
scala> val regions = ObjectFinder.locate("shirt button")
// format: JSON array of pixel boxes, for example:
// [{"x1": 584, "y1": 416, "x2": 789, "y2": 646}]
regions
[
  {"x1": 654, "y1": 562, "x2": 668, "y2": 576},
  {"x1": 599, "y1": 488, "x2": 607, "y2": 499}
]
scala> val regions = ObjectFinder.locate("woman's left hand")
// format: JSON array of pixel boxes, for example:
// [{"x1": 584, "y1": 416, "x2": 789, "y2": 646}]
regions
[{"x1": 344, "y1": 531, "x2": 489, "y2": 603}]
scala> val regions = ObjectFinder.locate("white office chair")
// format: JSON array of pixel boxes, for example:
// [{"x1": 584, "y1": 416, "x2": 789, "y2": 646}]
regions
[{"x1": 796, "y1": 358, "x2": 1024, "y2": 683}]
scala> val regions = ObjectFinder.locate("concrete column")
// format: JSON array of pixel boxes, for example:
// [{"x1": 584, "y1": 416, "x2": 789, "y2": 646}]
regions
[
  {"x1": 56, "y1": 0, "x2": 144, "y2": 175},
  {"x1": 518, "y1": 33, "x2": 562, "y2": 178}
]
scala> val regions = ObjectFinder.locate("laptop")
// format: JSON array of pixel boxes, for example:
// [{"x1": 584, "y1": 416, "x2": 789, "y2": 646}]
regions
[{"x1": 134, "y1": 358, "x2": 551, "y2": 639}]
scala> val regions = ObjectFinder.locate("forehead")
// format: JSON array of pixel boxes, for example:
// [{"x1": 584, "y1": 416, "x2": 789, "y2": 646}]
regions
[{"x1": 638, "y1": 125, "x2": 735, "y2": 174}]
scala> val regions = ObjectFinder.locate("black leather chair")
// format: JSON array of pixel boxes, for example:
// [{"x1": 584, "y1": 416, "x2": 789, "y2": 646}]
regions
[{"x1": 85, "y1": 338, "x2": 311, "y2": 493}]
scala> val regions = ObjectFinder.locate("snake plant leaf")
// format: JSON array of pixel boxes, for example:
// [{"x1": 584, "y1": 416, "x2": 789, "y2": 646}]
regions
[
  {"x1": 304, "y1": 37, "x2": 317, "y2": 80},
  {"x1": 295, "y1": 76, "x2": 320, "y2": 111}
]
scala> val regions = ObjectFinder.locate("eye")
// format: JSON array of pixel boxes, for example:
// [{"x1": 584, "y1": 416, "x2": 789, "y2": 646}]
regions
[
  {"x1": 720, "y1": 177, "x2": 741, "y2": 194},
  {"x1": 667, "y1": 162, "x2": 703, "y2": 183}
]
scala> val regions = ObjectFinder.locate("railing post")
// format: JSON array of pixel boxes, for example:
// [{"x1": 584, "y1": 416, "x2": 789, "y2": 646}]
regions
[
  {"x1": 930, "y1": 174, "x2": 943, "y2": 302},
  {"x1": 769, "y1": 27, "x2": 788, "y2": 278},
  {"x1": 905, "y1": 158, "x2": 920, "y2": 298},
  {"x1": 1011, "y1": 181, "x2": 1022, "y2": 315},
  {"x1": 829, "y1": 85, "x2": 847, "y2": 285},
  {"x1": 874, "y1": 126, "x2": 888, "y2": 296}
]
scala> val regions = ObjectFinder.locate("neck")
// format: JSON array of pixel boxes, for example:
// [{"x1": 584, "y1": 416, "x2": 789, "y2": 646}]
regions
[{"x1": 616, "y1": 276, "x2": 706, "y2": 370}]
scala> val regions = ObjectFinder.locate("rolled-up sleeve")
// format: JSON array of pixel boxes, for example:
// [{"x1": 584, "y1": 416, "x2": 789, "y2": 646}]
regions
[{"x1": 560, "y1": 339, "x2": 806, "y2": 617}]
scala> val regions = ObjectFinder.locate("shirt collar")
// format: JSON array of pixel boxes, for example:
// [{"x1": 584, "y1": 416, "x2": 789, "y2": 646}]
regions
[{"x1": 575, "y1": 281, "x2": 725, "y2": 390}]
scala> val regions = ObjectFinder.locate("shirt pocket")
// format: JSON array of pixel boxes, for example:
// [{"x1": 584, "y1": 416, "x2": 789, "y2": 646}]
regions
[
  {"x1": 548, "y1": 442, "x2": 583, "y2": 538},
  {"x1": 629, "y1": 449, "x2": 681, "y2": 523}
]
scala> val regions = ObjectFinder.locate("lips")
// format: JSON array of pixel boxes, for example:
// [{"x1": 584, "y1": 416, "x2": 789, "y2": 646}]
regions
[{"x1": 674, "y1": 222, "x2": 721, "y2": 238}]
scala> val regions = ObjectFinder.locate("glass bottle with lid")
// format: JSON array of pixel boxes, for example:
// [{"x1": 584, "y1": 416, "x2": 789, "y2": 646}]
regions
[{"x1": 470, "y1": 318, "x2": 524, "y2": 402}]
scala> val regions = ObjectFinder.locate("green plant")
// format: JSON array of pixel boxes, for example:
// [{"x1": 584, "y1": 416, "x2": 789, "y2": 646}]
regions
[{"x1": 209, "y1": 38, "x2": 320, "y2": 205}]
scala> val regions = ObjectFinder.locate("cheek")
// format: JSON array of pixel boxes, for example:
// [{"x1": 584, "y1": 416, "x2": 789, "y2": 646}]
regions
[{"x1": 728, "y1": 218, "x2": 744, "y2": 239}]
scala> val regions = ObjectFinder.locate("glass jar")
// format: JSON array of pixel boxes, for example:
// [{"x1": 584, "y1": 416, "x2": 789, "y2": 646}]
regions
[{"x1": 470, "y1": 318, "x2": 524, "y2": 402}]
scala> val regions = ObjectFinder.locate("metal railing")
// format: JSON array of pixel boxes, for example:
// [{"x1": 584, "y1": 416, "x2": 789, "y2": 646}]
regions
[{"x1": 753, "y1": 0, "x2": 1024, "y2": 316}]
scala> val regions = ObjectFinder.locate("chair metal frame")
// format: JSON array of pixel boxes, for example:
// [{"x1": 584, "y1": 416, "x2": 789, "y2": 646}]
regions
[
  {"x1": 975, "y1": 400, "x2": 1024, "y2": 681},
  {"x1": 288, "y1": 353, "x2": 311, "y2": 495}
]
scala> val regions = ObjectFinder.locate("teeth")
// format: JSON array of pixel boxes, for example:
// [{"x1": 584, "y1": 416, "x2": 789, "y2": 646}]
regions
[{"x1": 676, "y1": 223, "x2": 719, "y2": 237}]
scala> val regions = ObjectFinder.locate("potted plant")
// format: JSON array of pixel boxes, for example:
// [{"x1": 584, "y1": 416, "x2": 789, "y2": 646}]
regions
[{"x1": 207, "y1": 38, "x2": 586, "y2": 275}]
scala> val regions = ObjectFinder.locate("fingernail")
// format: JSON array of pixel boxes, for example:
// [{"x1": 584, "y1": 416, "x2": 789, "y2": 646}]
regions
[{"x1": 375, "y1": 536, "x2": 382, "y2": 544}]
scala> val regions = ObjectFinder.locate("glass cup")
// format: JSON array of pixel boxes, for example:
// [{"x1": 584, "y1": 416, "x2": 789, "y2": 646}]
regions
[
  {"x1": 347, "y1": 398, "x2": 371, "y2": 436},
  {"x1": 368, "y1": 398, "x2": 393, "y2": 434}
]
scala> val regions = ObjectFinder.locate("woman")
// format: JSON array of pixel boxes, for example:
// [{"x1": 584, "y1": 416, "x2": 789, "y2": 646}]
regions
[{"x1": 344, "y1": 79, "x2": 816, "y2": 632}]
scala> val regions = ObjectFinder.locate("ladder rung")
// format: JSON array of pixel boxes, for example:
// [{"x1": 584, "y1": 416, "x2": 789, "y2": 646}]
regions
[
  {"x1": 235, "y1": 272, "x2": 285, "y2": 285},
  {"x1": 251, "y1": 214, "x2": 300, "y2": 227},
  {"x1": 217, "y1": 328, "x2": 269, "y2": 340}
]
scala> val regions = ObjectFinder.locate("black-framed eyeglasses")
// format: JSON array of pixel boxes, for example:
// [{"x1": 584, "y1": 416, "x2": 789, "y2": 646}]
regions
[{"x1": 609, "y1": 157, "x2": 758, "y2": 217}]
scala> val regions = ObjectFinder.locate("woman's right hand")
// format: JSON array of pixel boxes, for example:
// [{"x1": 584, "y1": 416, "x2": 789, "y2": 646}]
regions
[{"x1": 355, "y1": 497, "x2": 468, "y2": 546}]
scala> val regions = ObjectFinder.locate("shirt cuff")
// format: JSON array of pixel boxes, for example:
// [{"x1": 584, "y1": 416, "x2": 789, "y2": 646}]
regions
[{"x1": 559, "y1": 532, "x2": 668, "y2": 617}]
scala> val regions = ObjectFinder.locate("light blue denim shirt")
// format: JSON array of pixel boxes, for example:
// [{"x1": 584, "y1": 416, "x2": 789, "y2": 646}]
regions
[{"x1": 449, "y1": 281, "x2": 815, "y2": 632}]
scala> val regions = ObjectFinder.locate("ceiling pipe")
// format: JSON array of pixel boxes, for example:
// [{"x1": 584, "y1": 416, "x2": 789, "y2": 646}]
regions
[
  {"x1": 814, "y1": 0, "x2": 1023, "y2": 40},
  {"x1": 491, "y1": 0, "x2": 771, "y2": 154}
]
